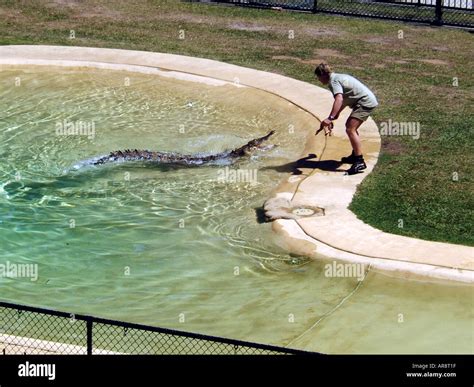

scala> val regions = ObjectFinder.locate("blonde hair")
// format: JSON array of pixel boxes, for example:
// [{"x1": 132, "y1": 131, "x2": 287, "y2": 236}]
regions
[{"x1": 314, "y1": 63, "x2": 332, "y2": 77}]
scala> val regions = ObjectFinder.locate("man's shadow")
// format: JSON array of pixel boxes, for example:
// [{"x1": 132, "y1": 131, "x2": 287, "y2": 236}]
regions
[
  {"x1": 260, "y1": 153, "x2": 345, "y2": 175},
  {"x1": 255, "y1": 153, "x2": 345, "y2": 223}
]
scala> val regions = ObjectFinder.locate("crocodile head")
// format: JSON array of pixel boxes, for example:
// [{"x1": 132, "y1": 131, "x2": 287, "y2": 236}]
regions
[{"x1": 229, "y1": 130, "x2": 276, "y2": 158}]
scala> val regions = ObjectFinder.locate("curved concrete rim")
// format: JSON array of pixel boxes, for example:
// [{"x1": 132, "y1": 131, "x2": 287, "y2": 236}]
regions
[{"x1": 1, "y1": 45, "x2": 472, "y2": 284}]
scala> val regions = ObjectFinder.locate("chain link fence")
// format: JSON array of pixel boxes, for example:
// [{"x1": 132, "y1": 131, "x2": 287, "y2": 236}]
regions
[
  {"x1": 207, "y1": 0, "x2": 474, "y2": 28},
  {"x1": 0, "y1": 301, "x2": 307, "y2": 355}
]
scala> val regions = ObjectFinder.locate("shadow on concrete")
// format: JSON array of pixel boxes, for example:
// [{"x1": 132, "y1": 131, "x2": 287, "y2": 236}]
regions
[
  {"x1": 256, "y1": 153, "x2": 347, "y2": 223},
  {"x1": 261, "y1": 153, "x2": 347, "y2": 175}
]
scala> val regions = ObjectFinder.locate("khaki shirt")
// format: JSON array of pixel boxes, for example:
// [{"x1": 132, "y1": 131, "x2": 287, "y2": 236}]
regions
[{"x1": 328, "y1": 73, "x2": 378, "y2": 109}]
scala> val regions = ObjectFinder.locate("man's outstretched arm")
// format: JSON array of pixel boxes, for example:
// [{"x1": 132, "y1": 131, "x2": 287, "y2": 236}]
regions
[
  {"x1": 318, "y1": 94, "x2": 343, "y2": 135},
  {"x1": 329, "y1": 93, "x2": 344, "y2": 119}
]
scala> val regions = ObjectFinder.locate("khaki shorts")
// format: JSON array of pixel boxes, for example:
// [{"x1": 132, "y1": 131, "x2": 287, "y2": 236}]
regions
[{"x1": 350, "y1": 104, "x2": 375, "y2": 122}]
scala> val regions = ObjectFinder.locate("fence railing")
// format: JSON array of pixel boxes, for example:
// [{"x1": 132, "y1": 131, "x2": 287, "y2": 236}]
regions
[
  {"x1": 0, "y1": 300, "x2": 309, "y2": 355},
  {"x1": 207, "y1": 0, "x2": 474, "y2": 28}
]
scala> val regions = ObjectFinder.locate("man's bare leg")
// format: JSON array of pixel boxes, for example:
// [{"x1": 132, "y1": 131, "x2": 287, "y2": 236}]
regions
[{"x1": 345, "y1": 117, "x2": 364, "y2": 156}]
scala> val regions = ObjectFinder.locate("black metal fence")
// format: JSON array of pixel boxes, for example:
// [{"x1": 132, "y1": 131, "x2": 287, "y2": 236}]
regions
[
  {"x1": 207, "y1": 0, "x2": 474, "y2": 28},
  {"x1": 0, "y1": 301, "x2": 308, "y2": 355}
]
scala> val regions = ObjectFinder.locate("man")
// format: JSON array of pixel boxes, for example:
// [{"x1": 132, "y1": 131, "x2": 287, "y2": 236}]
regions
[{"x1": 314, "y1": 63, "x2": 378, "y2": 175}]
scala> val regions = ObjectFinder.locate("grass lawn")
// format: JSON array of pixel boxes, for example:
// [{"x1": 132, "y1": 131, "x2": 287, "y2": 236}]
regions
[{"x1": 1, "y1": 0, "x2": 472, "y2": 246}]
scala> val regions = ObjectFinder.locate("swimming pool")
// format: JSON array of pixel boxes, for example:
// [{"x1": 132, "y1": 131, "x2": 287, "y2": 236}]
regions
[{"x1": 0, "y1": 65, "x2": 472, "y2": 353}]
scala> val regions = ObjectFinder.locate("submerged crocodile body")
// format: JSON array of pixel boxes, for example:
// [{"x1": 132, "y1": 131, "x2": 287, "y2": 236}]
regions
[{"x1": 91, "y1": 130, "x2": 275, "y2": 166}]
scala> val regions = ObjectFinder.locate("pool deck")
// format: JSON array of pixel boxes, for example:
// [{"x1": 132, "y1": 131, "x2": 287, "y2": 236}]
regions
[
  {"x1": 1, "y1": 45, "x2": 472, "y2": 283},
  {"x1": 0, "y1": 333, "x2": 120, "y2": 354}
]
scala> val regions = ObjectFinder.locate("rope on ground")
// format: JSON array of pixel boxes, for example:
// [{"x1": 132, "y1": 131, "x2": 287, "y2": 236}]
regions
[
  {"x1": 285, "y1": 263, "x2": 372, "y2": 349},
  {"x1": 290, "y1": 132, "x2": 328, "y2": 202}
]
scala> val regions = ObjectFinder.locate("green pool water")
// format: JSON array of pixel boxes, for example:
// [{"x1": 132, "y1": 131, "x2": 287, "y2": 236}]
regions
[{"x1": 0, "y1": 66, "x2": 472, "y2": 354}]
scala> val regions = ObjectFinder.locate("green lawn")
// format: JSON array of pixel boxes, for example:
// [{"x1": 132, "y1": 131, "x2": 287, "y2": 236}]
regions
[{"x1": 1, "y1": 0, "x2": 472, "y2": 245}]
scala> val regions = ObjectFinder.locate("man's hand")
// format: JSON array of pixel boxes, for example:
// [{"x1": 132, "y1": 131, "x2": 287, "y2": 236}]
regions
[{"x1": 316, "y1": 119, "x2": 334, "y2": 136}]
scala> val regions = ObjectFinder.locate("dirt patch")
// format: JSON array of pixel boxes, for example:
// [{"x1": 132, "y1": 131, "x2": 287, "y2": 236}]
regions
[
  {"x1": 272, "y1": 55, "x2": 305, "y2": 63},
  {"x1": 363, "y1": 36, "x2": 398, "y2": 45},
  {"x1": 418, "y1": 59, "x2": 450, "y2": 66},
  {"x1": 425, "y1": 84, "x2": 469, "y2": 101},
  {"x1": 50, "y1": 0, "x2": 78, "y2": 3},
  {"x1": 47, "y1": 0, "x2": 80, "y2": 6},
  {"x1": 271, "y1": 55, "x2": 322, "y2": 66},
  {"x1": 392, "y1": 59, "x2": 410, "y2": 64},
  {"x1": 301, "y1": 27, "x2": 344, "y2": 37},
  {"x1": 73, "y1": 6, "x2": 125, "y2": 20},
  {"x1": 272, "y1": 48, "x2": 348, "y2": 66},
  {"x1": 266, "y1": 44, "x2": 283, "y2": 50},
  {"x1": 228, "y1": 22, "x2": 269, "y2": 32},
  {"x1": 44, "y1": 0, "x2": 125, "y2": 20},
  {"x1": 313, "y1": 48, "x2": 347, "y2": 58},
  {"x1": 45, "y1": 2, "x2": 217, "y2": 24},
  {"x1": 0, "y1": 8, "x2": 27, "y2": 21},
  {"x1": 432, "y1": 46, "x2": 450, "y2": 52},
  {"x1": 382, "y1": 139, "x2": 405, "y2": 156}
]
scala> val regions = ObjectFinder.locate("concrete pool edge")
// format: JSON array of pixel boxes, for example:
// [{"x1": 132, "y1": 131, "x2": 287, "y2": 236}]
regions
[
  {"x1": 1, "y1": 45, "x2": 472, "y2": 284},
  {"x1": 0, "y1": 333, "x2": 122, "y2": 354}
]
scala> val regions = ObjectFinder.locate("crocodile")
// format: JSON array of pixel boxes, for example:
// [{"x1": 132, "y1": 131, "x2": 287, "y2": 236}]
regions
[{"x1": 89, "y1": 130, "x2": 275, "y2": 167}]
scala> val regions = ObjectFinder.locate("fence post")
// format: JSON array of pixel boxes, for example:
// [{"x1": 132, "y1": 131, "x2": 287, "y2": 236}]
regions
[
  {"x1": 86, "y1": 319, "x2": 93, "y2": 355},
  {"x1": 434, "y1": 0, "x2": 443, "y2": 26},
  {"x1": 312, "y1": 0, "x2": 318, "y2": 13}
]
